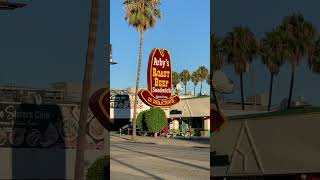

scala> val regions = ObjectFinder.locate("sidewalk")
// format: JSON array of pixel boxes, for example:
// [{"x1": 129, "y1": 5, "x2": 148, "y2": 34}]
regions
[{"x1": 111, "y1": 134, "x2": 210, "y2": 148}]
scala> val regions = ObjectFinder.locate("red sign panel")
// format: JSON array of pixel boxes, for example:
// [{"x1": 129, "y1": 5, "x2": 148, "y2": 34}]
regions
[
  {"x1": 211, "y1": 108, "x2": 226, "y2": 133},
  {"x1": 147, "y1": 48, "x2": 172, "y2": 99},
  {"x1": 139, "y1": 48, "x2": 180, "y2": 107},
  {"x1": 89, "y1": 88, "x2": 111, "y2": 130},
  {"x1": 139, "y1": 89, "x2": 180, "y2": 107}
]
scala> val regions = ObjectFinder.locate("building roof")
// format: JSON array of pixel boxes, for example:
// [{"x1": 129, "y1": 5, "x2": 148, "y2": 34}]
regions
[
  {"x1": 211, "y1": 112, "x2": 320, "y2": 176},
  {"x1": 170, "y1": 96, "x2": 210, "y2": 118}
]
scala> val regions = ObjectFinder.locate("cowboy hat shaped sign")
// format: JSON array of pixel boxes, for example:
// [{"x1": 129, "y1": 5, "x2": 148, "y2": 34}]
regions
[{"x1": 139, "y1": 48, "x2": 180, "y2": 107}]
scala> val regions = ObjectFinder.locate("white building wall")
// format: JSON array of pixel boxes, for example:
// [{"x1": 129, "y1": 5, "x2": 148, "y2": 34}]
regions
[
  {"x1": 110, "y1": 90, "x2": 170, "y2": 121},
  {"x1": 204, "y1": 119, "x2": 210, "y2": 130}
]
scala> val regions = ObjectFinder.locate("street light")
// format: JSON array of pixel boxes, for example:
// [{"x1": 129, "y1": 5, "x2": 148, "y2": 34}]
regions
[
  {"x1": 0, "y1": 0, "x2": 26, "y2": 10},
  {"x1": 108, "y1": 44, "x2": 117, "y2": 65}
]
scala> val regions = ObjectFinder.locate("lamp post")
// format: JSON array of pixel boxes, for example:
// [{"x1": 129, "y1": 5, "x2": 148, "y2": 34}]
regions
[
  {"x1": 108, "y1": 44, "x2": 117, "y2": 65},
  {"x1": 103, "y1": 43, "x2": 117, "y2": 179},
  {"x1": 0, "y1": 0, "x2": 26, "y2": 10}
]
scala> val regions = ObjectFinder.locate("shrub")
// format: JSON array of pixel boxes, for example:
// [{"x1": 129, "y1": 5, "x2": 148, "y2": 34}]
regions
[
  {"x1": 86, "y1": 156, "x2": 109, "y2": 180},
  {"x1": 136, "y1": 110, "x2": 148, "y2": 131},
  {"x1": 145, "y1": 107, "x2": 167, "y2": 133}
]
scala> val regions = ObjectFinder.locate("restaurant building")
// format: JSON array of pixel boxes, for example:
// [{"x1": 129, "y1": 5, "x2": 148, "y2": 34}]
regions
[{"x1": 110, "y1": 87, "x2": 210, "y2": 134}]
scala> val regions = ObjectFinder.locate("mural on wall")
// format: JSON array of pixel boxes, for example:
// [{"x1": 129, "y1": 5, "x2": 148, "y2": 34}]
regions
[{"x1": 0, "y1": 103, "x2": 104, "y2": 149}]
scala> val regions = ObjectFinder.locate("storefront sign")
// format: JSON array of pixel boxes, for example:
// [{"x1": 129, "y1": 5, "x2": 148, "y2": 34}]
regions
[
  {"x1": 110, "y1": 94, "x2": 130, "y2": 108},
  {"x1": 139, "y1": 48, "x2": 180, "y2": 107},
  {"x1": 139, "y1": 89, "x2": 179, "y2": 107}
]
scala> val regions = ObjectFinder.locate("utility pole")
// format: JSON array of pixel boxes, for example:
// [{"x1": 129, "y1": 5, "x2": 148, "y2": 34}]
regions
[{"x1": 103, "y1": 43, "x2": 117, "y2": 178}]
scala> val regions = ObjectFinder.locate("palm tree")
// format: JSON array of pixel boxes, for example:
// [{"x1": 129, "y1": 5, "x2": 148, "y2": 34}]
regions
[
  {"x1": 172, "y1": 71, "x2": 180, "y2": 94},
  {"x1": 205, "y1": 74, "x2": 211, "y2": 95},
  {"x1": 74, "y1": 0, "x2": 99, "y2": 179},
  {"x1": 278, "y1": 14, "x2": 317, "y2": 109},
  {"x1": 197, "y1": 66, "x2": 209, "y2": 95},
  {"x1": 260, "y1": 28, "x2": 286, "y2": 111},
  {"x1": 221, "y1": 26, "x2": 258, "y2": 110},
  {"x1": 180, "y1": 70, "x2": 190, "y2": 95},
  {"x1": 124, "y1": 0, "x2": 161, "y2": 140},
  {"x1": 191, "y1": 71, "x2": 200, "y2": 95}
]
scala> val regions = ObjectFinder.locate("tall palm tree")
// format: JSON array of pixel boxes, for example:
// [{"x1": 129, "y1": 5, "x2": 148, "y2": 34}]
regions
[
  {"x1": 124, "y1": 0, "x2": 161, "y2": 140},
  {"x1": 191, "y1": 70, "x2": 200, "y2": 95},
  {"x1": 172, "y1": 71, "x2": 180, "y2": 94},
  {"x1": 197, "y1": 66, "x2": 209, "y2": 95},
  {"x1": 221, "y1": 26, "x2": 258, "y2": 110},
  {"x1": 260, "y1": 28, "x2": 286, "y2": 111},
  {"x1": 180, "y1": 70, "x2": 190, "y2": 95},
  {"x1": 278, "y1": 14, "x2": 317, "y2": 109},
  {"x1": 74, "y1": 0, "x2": 99, "y2": 179}
]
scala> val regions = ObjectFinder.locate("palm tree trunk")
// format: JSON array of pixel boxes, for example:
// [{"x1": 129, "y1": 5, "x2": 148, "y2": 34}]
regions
[
  {"x1": 268, "y1": 73, "x2": 274, "y2": 111},
  {"x1": 200, "y1": 81, "x2": 203, "y2": 95},
  {"x1": 74, "y1": 0, "x2": 99, "y2": 179},
  {"x1": 240, "y1": 74, "x2": 244, "y2": 110},
  {"x1": 287, "y1": 64, "x2": 296, "y2": 109},
  {"x1": 194, "y1": 85, "x2": 196, "y2": 96},
  {"x1": 185, "y1": 84, "x2": 187, "y2": 95},
  {"x1": 132, "y1": 31, "x2": 144, "y2": 140}
]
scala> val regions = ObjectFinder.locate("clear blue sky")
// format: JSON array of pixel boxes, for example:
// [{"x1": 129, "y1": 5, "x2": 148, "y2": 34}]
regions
[{"x1": 111, "y1": 0, "x2": 210, "y2": 94}]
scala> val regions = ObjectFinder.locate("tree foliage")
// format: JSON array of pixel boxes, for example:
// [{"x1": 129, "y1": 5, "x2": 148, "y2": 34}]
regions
[
  {"x1": 180, "y1": 69, "x2": 191, "y2": 94},
  {"x1": 221, "y1": 26, "x2": 258, "y2": 109},
  {"x1": 260, "y1": 28, "x2": 286, "y2": 75},
  {"x1": 86, "y1": 156, "x2": 109, "y2": 180},
  {"x1": 145, "y1": 107, "x2": 167, "y2": 133},
  {"x1": 278, "y1": 13, "x2": 317, "y2": 108},
  {"x1": 222, "y1": 26, "x2": 258, "y2": 75},
  {"x1": 172, "y1": 71, "x2": 180, "y2": 89},
  {"x1": 137, "y1": 110, "x2": 148, "y2": 131},
  {"x1": 197, "y1": 66, "x2": 209, "y2": 82},
  {"x1": 197, "y1": 66, "x2": 209, "y2": 95},
  {"x1": 124, "y1": 0, "x2": 161, "y2": 32},
  {"x1": 191, "y1": 71, "x2": 200, "y2": 94}
]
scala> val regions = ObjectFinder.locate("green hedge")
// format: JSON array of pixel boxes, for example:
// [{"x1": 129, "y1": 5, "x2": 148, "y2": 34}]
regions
[
  {"x1": 137, "y1": 110, "x2": 148, "y2": 131},
  {"x1": 145, "y1": 107, "x2": 167, "y2": 133},
  {"x1": 86, "y1": 156, "x2": 109, "y2": 180}
]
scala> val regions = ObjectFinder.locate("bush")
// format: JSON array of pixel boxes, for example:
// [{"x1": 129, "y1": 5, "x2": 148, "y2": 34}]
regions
[
  {"x1": 145, "y1": 107, "x2": 167, "y2": 133},
  {"x1": 136, "y1": 110, "x2": 148, "y2": 131},
  {"x1": 86, "y1": 156, "x2": 109, "y2": 180}
]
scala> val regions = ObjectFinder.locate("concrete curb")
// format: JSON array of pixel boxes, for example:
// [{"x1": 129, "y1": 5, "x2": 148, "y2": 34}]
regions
[{"x1": 111, "y1": 135, "x2": 210, "y2": 148}]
